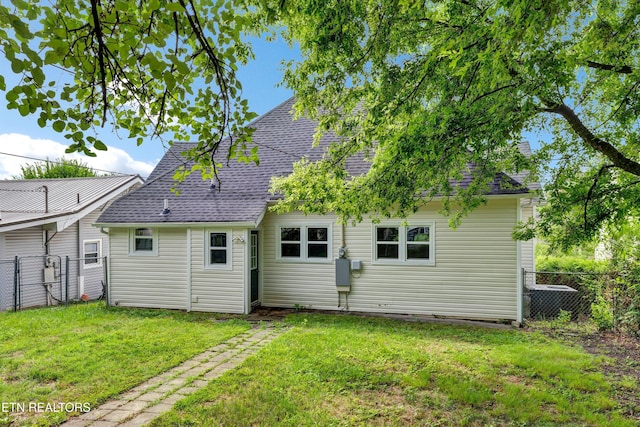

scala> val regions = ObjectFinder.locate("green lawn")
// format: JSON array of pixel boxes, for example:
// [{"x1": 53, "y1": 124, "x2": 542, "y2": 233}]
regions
[
  {"x1": 151, "y1": 314, "x2": 636, "y2": 427},
  {"x1": 0, "y1": 303, "x2": 250, "y2": 426}
]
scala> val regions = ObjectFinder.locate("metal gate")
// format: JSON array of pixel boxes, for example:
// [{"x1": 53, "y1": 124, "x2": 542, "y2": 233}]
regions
[{"x1": 16, "y1": 255, "x2": 64, "y2": 311}]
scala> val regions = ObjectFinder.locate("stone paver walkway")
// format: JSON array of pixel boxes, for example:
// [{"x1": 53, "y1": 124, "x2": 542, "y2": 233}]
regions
[{"x1": 62, "y1": 323, "x2": 286, "y2": 427}]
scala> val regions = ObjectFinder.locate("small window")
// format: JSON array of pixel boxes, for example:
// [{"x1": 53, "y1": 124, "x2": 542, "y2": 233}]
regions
[
  {"x1": 206, "y1": 230, "x2": 231, "y2": 269},
  {"x1": 376, "y1": 227, "x2": 399, "y2": 260},
  {"x1": 134, "y1": 228, "x2": 154, "y2": 251},
  {"x1": 129, "y1": 228, "x2": 158, "y2": 256},
  {"x1": 280, "y1": 227, "x2": 301, "y2": 258},
  {"x1": 83, "y1": 239, "x2": 102, "y2": 267},
  {"x1": 209, "y1": 232, "x2": 227, "y2": 264},
  {"x1": 407, "y1": 226, "x2": 430, "y2": 260},
  {"x1": 277, "y1": 224, "x2": 332, "y2": 262},
  {"x1": 308, "y1": 227, "x2": 328, "y2": 258},
  {"x1": 373, "y1": 223, "x2": 434, "y2": 265}
]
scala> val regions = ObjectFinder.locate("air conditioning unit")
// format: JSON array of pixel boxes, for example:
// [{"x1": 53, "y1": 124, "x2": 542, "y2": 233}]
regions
[{"x1": 526, "y1": 284, "x2": 579, "y2": 319}]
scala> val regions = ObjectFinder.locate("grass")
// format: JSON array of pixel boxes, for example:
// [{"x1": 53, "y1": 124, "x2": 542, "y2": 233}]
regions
[
  {"x1": 150, "y1": 314, "x2": 636, "y2": 427},
  {"x1": 0, "y1": 303, "x2": 250, "y2": 426}
]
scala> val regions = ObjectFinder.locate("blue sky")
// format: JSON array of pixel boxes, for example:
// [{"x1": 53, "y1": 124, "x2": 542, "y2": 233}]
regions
[
  {"x1": 0, "y1": 34, "x2": 546, "y2": 180},
  {"x1": 0, "y1": 36, "x2": 299, "y2": 179}
]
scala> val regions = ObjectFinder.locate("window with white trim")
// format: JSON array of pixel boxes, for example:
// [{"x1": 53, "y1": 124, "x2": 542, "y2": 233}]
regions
[
  {"x1": 83, "y1": 239, "x2": 102, "y2": 267},
  {"x1": 206, "y1": 230, "x2": 231, "y2": 268},
  {"x1": 373, "y1": 223, "x2": 434, "y2": 264},
  {"x1": 129, "y1": 228, "x2": 158, "y2": 256},
  {"x1": 277, "y1": 224, "x2": 332, "y2": 262}
]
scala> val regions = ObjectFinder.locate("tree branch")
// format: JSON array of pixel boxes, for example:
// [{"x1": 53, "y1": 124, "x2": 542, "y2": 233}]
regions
[
  {"x1": 89, "y1": 0, "x2": 109, "y2": 126},
  {"x1": 546, "y1": 102, "x2": 640, "y2": 177},
  {"x1": 586, "y1": 60, "x2": 633, "y2": 74},
  {"x1": 584, "y1": 164, "x2": 614, "y2": 232}
]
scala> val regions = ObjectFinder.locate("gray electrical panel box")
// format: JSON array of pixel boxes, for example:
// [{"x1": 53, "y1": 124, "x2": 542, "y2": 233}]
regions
[{"x1": 335, "y1": 258, "x2": 350, "y2": 291}]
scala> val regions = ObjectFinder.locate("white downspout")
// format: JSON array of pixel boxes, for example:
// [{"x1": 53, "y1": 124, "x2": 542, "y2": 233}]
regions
[
  {"x1": 186, "y1": 228, "x2": 192, "y2": 312},
  {"x1": 100, "y1": 227, "x2": 110, "y2": 305}
]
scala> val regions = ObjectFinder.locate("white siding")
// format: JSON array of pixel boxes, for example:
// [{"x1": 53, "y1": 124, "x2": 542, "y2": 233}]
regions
[
  {"x1": 262, "y1": 198, "x2": 520, "y2": 321},
  {"x1": 78, "y1": 209, "x2": 109, "y2": 299},
  {"x1": 5, "y1": 227, "x2": 44, "y2": 257},
  {"x1": 520, "y1": 203, "x2": 536, "y2": 273},
  {"x1": 109, "y1": 227, "x2": 188, "y2": 310},
  {"x1": 190, "y1": 228, "x2": 245, "y2": 313},
  {"x1": 108, "y1": 226, "x2": 247, "y2": 313},
  {"x1": 49, "y1": 222, "x2": 80, "y2": 301},
  {"x1": 0, "y1": 233, "x2": 11, "y2": 311},
  {"x1": 5, "y1": 227, "x2": 47, "y2": 309}
]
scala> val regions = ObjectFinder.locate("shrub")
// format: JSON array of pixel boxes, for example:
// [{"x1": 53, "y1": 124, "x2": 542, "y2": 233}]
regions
[
  {"x1": 536, "y1": 255, "x2": 610, "y2": 274},
  {"x1": 590, "y1": 296, "x2": 614, "y2": 330}
]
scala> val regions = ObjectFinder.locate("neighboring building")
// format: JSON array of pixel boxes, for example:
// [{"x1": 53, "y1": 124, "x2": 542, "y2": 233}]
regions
[
  {"x1": 96, "y1": 98, "x2": 537, "y2": 323},
  {"x1": 0, "y1": 175, "x2": 143, "y2": 311}
]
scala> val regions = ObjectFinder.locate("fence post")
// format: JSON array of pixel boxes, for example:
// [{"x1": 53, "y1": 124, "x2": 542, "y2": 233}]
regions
[
  {"x1": 13, "y1": 255, "x2": 18, "y2": 311},
  {"x1": 65, "y1": 256, "x2": 70, "y2": 307}
]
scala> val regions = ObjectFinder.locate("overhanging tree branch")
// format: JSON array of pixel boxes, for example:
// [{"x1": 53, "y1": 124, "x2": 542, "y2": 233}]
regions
[
  {"x1": 584, "y1": 164, "x2": 614, "y2": 232},
  {"x1": 546, "y1": 102, "x2": 640, "y2": 177},
  {"x1": 586, "y1": 60, "x2": 633, "y2": 74},
  {"x1": 89, "y1": 0, "x2": 109, "y2": 126}
]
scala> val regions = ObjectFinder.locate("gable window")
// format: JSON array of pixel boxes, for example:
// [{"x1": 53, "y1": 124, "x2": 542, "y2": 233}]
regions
[
  {"x1": 206, "y1": 230, "x2": 231, "y2": 268},
  {"x1": 277, "y1": 224, "x2": 332, "y2": 262},
  {"x1": 373, "y1": 223, "x2": 434, "y2": 265},
  {"x1": 83, "y1": 239, "x2": 102, "y2": 267},
  {"x1": 129, "y1": 228, "x2": 158, "y2": 256}
]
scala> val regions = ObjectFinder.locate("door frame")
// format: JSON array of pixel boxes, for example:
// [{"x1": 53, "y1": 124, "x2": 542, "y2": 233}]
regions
[{"x1": 245, "y1": 229, "x2": 261, "y2": 313}]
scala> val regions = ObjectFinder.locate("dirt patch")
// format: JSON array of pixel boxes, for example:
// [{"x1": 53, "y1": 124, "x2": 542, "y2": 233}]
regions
[{"x1": 533, "y1": 325, "x2": 640, "y2": 421}]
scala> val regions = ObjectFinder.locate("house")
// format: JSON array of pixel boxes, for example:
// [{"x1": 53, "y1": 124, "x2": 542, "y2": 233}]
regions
[
  {"x1": 96, "y1": 98, "x2": 537, "y2": 323},
  {"x1": 0, "y1": 175, "x2": 143, "y2": 311}
]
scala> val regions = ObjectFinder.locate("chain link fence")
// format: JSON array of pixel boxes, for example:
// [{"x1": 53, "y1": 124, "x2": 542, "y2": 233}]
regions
[
  {"x1": 524, "y1": 271, "x2": 593, "y2": 320},
  {"x1": 0, "y1": 258, "x2": 16, "y2": 312},
  {"x1": 0, "y1": 255, "x2": 107, "y2": 311},
  {"x1": 523, "y1": 271, "x2": 640, "y2": 329}
]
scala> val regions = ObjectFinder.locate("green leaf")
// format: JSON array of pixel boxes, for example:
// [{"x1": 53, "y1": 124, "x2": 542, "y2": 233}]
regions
[
  {"x1": 52, "y1": 120, "x2": 65, "y2": 132},
  {"x1": 93, "y1": 140, "x2": 108, "y2": 151},
  {"x1": 165, "y1": 3, "x2": 185, "y2": 13},
  {"x1": 10, "y1": 59, "x2": 23, "y2": 74}
]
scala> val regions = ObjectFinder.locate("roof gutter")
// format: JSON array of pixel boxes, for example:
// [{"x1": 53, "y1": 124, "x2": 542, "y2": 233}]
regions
[{"x1": 94, "y1": 220, "x2": 260, "y2": 229}]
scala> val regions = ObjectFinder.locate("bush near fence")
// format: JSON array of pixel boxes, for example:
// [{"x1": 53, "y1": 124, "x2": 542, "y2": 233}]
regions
[{"x1": 528, "y1": 257, "x2": 640, "y2": 336}]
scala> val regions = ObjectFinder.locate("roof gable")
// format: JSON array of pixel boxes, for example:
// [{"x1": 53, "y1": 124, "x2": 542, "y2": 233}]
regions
[{"x1": 97, "y1": 98, "x2": 534, "y2": 225}]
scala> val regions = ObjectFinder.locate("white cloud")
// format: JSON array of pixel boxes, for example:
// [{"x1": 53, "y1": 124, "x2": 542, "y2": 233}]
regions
[{"x1": 0, "y1": 133, "x2": 156, "y2": 179}]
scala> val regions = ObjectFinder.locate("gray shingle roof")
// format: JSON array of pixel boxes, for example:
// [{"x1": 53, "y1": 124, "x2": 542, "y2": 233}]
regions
[{"x1": 97, "y1": 98, "x2": 533, "y2": 225}]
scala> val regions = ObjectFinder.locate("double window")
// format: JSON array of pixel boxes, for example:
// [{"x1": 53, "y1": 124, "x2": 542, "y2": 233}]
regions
[
  {"x1": 206, "y1": 230, "x2": 231, "y2": 268},
  {"x1": 130, "y1": 228, "x2": 158, "y2": 256},
  {"x1": 83, "y1": 239, "x2": 102, "y2": 267},
  {"x1": 374, "y1": 223, "x2": 434, "y2": 265},
  {"x1": 277, "y1": 224, "x2": 331, "y2": 262}
]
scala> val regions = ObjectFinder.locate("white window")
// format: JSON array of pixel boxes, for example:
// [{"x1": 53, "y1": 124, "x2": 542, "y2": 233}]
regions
[
  {"x1": 83, "y1": 239, "x2": 102, "y2": 267},
  {"x1": 373, "y1": 223, "x2": 434, "y2": 265},
  {"x1": 206, "y1": 230, "x2": 232, "y2": 269},
  {"x1": 277, "y1": 224, "x2": 332, "y2": 262},
  {"x1": 129, "y1": 228, "x2": 158, "y2": 256}
]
